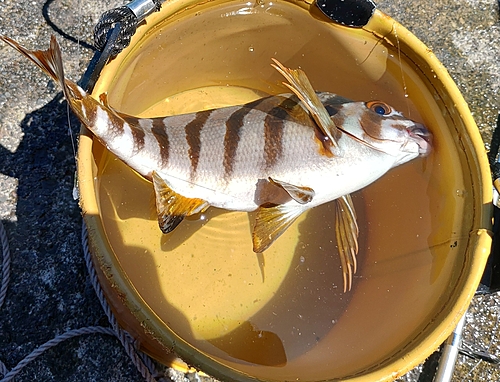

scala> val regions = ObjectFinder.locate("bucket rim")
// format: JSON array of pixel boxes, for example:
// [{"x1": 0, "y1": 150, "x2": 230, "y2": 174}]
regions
[{"x1": 77, "y1": 1, "x2": 493, "y2": 380}]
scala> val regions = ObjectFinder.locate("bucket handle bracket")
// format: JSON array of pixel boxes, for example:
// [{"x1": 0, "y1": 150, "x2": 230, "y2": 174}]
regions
[{"x1": 315, "y1": 0, "x2": 376, "y2": 27}]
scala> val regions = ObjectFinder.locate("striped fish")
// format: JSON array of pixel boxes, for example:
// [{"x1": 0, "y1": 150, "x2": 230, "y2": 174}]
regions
[{"x1": 0, "y1": 35, "x2": 431, "y2": 291}]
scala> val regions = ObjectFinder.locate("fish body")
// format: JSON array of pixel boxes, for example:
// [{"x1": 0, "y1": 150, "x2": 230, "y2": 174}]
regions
[
  {"x1": 0, "y1": 36, "x2": 432, "y2": 291},
  {"x1": 103, "y1": 94, "x2": 411, "y2": 211}
]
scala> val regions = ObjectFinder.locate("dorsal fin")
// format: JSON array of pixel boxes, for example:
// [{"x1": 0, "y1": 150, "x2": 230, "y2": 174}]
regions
[{"x1": 271, "y1": 58, "x2": 339, "y2": 150}]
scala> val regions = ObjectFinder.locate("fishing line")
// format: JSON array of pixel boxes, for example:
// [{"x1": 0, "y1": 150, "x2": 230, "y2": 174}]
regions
[
  {"x1": 67, "y1": 0, "x2": 83, "y2": 163},
  {"x1": 66, "y1": 103, "x2": 78, "y2": 160},
  {"x1": 359, "y1": 25, "x2": 411, "y2": 119},
  {"x1": 63, "y1": 0, "x2": 88, "y2": 163},
  {"x1": 393, "y1": 24, "x2": 411, "y2": 117},
  {"x1": 357, "y1": 32, "x2": 384, "y2": 66}
]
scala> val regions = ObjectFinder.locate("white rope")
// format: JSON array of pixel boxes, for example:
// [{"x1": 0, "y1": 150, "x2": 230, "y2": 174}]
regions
[
  {"x1": 0, "y1": 219, "x2": 167, "y2": 382},
  {"x1": 80, "y1": 222, "x2": 164, "y2": 382},
  {"x1": 0, "y1": 327, "x2": 116, "y2": 382}
]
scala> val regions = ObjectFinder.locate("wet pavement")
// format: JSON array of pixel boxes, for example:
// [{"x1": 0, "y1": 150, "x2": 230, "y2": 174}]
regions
[{"x1": 0, "y1": 0, "x2": 499, "y2": 381}]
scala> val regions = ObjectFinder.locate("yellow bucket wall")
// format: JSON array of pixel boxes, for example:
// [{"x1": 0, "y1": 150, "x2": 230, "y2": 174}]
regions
[{"x1": 77, "y1": 0, "x2": 493, "y2": 380}]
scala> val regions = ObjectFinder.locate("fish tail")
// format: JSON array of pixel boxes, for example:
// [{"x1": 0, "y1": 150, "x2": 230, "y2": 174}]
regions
[{"x1": 0, "y1": 35, "x2": 71, "y2": 99}]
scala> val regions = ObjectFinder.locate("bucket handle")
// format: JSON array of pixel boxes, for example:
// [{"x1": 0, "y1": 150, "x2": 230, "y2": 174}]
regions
[{"x1": 93, "y1": 0, "x2": 163, "y2": 58}]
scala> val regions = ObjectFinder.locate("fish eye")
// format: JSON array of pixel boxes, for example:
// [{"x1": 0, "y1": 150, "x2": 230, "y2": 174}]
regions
[{"x1": 366, "y1": 101, "x2": 392, "y2": 116}]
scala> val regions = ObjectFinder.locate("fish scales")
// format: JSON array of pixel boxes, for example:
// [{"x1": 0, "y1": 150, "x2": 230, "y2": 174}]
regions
[
  {"x1": 120, "y1": 96, "x2": 319, "y2": 210},
  {"x1": 127, "y1": 113, "x2": 197, "y2": 180},
  {"x1": 163, "y1": 100, "x2": 329, "y2": 209},
  {"x1": 0, "y1": 35, "x2": 432, "y2": 291}
]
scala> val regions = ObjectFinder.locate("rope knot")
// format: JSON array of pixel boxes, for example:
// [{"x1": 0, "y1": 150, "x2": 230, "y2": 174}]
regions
[{"x1": 93, "y1": 0, "x2": 164, "y2": 57}]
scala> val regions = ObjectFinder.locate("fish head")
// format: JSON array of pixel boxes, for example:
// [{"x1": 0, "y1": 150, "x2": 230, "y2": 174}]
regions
[{"x1": 330, "y1": 100, "x2": 432, "y2": 165}]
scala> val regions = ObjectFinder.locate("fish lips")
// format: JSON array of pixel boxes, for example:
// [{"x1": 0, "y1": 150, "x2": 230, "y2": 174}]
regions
[{"x1": 408, "y1": 123, "x2": 432, "y2": 156}]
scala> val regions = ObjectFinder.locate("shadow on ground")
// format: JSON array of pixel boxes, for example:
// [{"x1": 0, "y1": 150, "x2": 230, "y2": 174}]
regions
[{"x1": 0, "y1": 94, "x2": 145, "y2": 381}]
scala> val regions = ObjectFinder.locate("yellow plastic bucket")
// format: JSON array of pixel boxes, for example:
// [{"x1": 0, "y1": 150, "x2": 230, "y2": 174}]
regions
[{"x1": 77, "y1": 0, "x2": 493, "y2": 380}]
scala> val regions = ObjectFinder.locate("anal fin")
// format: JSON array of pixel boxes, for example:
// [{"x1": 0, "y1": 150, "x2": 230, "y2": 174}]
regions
[
  {"x1": 152, "y1": 171, "x2": 209, "y2": 233},
  {"x1": 335, "y1": 194, "x2": 359, "y2": 292},
  {"x1": 253, "y1": 203, "x2": 305, "y2": 253},
  {"x1": 268, "y1": 177, "x2": 315, "y2": 204}
]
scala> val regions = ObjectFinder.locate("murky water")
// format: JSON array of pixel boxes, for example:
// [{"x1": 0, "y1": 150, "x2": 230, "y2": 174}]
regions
[{"x1": 90, "y1": 0, "x2": 475, "y2": 380}]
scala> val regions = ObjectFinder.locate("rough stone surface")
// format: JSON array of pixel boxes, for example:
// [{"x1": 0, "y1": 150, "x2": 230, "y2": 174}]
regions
[{"x1": 0, "y1": 0, "x2": 499, "y2": 381}]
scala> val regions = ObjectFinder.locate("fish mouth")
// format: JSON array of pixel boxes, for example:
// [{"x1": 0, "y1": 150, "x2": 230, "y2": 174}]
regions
[{"x1": 408, "y1": 123, "x2": 432, "y2": 156}]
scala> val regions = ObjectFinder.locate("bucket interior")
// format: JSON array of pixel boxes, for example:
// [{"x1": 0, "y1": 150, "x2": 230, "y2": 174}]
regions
[{"x1": 79, "y1": 0, "x2": 492, "y2": 380}]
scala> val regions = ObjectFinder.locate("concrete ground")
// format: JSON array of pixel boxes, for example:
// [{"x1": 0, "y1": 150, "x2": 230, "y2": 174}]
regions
[{"x1": 0, "y1": 0, "x2": 499, "y2": 381}]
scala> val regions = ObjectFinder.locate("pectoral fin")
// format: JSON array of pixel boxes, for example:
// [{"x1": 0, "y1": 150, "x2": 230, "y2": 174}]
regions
[
  {"x1": 152, "y1": 171, "x2": 209, "y2": 233},
  {"x1": 335, "y1": 194, "x2": 359, "y2": 292},
  {"x1": 271, "y1": 58, "x2": 338, "y2": 149},
  {"x1": 268, "y1": 177, "x2": 315, "y2": 204},
  {"x1": 253, "y1": 203, "x2": 306, "y2": 253}
]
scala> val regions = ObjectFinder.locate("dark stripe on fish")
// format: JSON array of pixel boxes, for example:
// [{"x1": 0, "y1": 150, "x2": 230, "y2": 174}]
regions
[
  {"x1": 253, "y1": 95, "x2": 298, "y2": 117},
  {"x1": 151, "y1": 119, "x2": 170, "y2": 167},
  {"x1": 360, "y1": 111, "x2": 384, "y2": 141},
  {"x1": 258, "y1": 95, "x2": 314, "y2": 129},
  {"x1": 223, "y1": 99, "x2": 264, "y2": 179},
  {"x1": 263, "y1": 99, "x2": 295, "y2": 170},
  {"x1": 185, "y1": 110, "x2": 212, "y2": 179},
  {"x1": 325, "y1": 104, "x2": 341, "y2": 117},
  {"x1": 130, "y1": 123, "x2": 146, "y2": 153},
  {"x1": 246, "y1": 97, "x2": 269, "y2": 109},
  {"x1": 109, "y1": 111, "x2": 125, "y2": 136}
]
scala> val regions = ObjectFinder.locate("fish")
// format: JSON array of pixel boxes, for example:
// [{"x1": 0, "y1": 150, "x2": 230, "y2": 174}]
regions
[{"x1": 0, "y1": 35, "x2": 431, "y2": 292}]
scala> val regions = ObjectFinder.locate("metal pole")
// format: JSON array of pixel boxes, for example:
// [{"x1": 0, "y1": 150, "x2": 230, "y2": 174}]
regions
[{"x1": 433, "y1": 314, "x2": 466, "y2": 382}]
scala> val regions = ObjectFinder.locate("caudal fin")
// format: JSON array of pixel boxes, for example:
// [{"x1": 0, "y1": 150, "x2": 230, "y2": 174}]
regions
[{"x1": 0, "y1": 35, "x2": 70, "y2": 99}]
